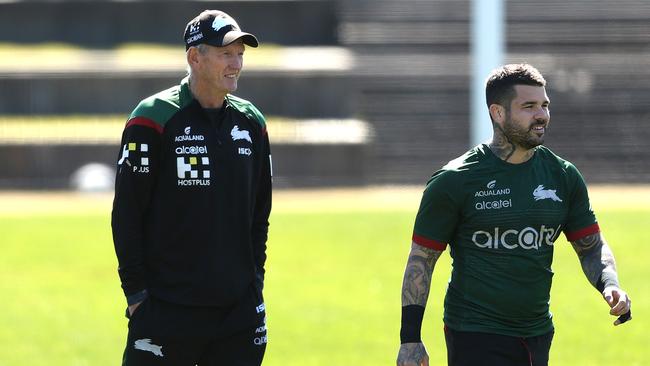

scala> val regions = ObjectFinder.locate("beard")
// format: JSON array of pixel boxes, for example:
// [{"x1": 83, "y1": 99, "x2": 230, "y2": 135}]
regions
[{"x1": 502, "y1": 115, "x2": 546, "y2": 150}]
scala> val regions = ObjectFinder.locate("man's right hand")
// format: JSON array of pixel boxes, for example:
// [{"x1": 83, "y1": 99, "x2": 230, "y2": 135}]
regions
[
  {"x1": 128, "y1": 301, "x2": 142, "y2": 316},
  {"x1": 397, "y1": 342, "x2": 429, "y2": 366}
]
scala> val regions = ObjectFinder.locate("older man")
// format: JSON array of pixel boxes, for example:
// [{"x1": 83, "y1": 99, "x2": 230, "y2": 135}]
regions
[{"x1": 112, "y1": 10, "x2": 271, "y2": 365}]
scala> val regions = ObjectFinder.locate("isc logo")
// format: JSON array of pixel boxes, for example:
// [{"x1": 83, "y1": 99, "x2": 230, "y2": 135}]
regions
[{"x1": 238, "y1": 147, "x2": 252, "y2": 156}]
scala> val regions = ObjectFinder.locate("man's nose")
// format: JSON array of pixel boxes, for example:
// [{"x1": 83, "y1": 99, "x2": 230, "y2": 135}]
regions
[
  {"x1": 535, "y1": 107, "x2": 549, "y2": 121},
  {"x1": 231, "y1": 56, "x2": 243, "y2": 70}
]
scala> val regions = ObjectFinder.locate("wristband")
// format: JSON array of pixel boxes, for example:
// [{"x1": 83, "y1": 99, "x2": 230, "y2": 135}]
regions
[{"x1": 400, "y1": 305, "x2": 425, "y2": 344}]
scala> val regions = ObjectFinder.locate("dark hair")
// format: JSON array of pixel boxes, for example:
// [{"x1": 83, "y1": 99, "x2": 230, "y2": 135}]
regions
[{"x1": 485, "y1": 63, "x2": 546, "y2": 108}]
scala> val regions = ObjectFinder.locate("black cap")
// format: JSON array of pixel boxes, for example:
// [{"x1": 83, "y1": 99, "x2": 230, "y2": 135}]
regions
[{"x1": 184, "y1": 10, "x2": 259, "y2": 50}]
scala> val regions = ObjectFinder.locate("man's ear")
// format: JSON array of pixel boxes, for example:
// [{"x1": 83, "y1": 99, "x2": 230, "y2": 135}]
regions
[
  {"x1": 489, "y1": 104, "x2": 506, "y2": 124},
  {"x1": 186, "y1": 47, "x2": 200, "y2": 67}
]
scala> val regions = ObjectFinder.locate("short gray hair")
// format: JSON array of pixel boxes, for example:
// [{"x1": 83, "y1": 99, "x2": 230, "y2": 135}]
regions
[{"x1": 185, "y1": 44, "x2": 209, "y2": 75}]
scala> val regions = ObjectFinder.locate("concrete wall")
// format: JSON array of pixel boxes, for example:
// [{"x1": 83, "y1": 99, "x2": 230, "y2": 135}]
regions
[
  {"x1": 0, "y1": 143, "x2": 369, "y2": 189},
  {"x1": 0, "y1": 0, "x2": 338, "y2": 46},
  {"x1": 0, "y1": 70, "x2": 354, "y2": 118}
]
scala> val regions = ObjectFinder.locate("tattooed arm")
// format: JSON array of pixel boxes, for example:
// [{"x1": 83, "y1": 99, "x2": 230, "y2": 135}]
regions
[
  {"x1": 570, "y1": 232, "x2": 632, "y2": 325},
  {"x1": 401, "y1": 242, "x2": 443, "y2": 306},
  {"x1": 397, "y1": 242, "x2": 444, "y2": 366}
]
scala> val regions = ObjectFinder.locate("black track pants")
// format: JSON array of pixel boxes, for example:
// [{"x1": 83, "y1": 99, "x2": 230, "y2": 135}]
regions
[
  {"x1": 444, "y1": 325, "x2": 554, "y2": 366},
  {"x1": 121, "y1": 286, "x2": 266, "y2": 366}
]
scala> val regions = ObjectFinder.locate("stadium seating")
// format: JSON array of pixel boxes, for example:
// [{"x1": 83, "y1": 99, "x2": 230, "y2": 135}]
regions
[{"x1": 0, "y1": 0, "x2": 649, "y2": 188}]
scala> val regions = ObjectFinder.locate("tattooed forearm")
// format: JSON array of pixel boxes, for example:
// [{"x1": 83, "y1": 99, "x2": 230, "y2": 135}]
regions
[
  {"x1": 571, "y1": 232, "x2": 619, "y2": 290},
  {"x1": 401, "y1": 242, "x2": 443, "y2": 306}
]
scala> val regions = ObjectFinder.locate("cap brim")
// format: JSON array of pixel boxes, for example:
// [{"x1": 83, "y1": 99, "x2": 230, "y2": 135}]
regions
[{"x1": 222, "y1": 32, "x2": 259, "y2": 47}]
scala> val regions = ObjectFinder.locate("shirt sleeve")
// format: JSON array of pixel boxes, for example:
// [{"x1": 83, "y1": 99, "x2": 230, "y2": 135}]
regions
[
  {"x1": 563, "y1": 163, "x2": 600, "y2": 242},
  {"x1": 412, "y1": 170, "x2": 463, "y2": 250},
  {"x1": 111, "y1": 116, "x2": 162, "y2": 300},
  {"x1": 251, "y1": 121, "x2": 272, "y2": 290}
]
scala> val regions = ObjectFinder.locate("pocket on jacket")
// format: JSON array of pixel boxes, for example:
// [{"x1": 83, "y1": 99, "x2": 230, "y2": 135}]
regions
[{"x1": 125, "y1": 295, "x2": 149, "y2": 320}]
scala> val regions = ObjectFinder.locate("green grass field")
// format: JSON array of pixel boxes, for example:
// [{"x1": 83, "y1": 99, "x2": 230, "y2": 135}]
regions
[{"x1": 0, "y1": 188, "x2": 648, "y2": 365}]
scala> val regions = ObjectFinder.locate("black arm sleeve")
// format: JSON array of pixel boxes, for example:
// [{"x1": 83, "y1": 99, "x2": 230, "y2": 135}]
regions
[
  {"x1": 111, "y1": 121, "x2": 161, "y2": 299},
  {"x1": 251, "y1": 130, "x2": 272, "y2": 289}
]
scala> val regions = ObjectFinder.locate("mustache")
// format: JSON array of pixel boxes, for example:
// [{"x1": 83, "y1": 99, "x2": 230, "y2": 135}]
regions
[{"x1": 529, "y1": 120, "x2": 548, "y2": 129}]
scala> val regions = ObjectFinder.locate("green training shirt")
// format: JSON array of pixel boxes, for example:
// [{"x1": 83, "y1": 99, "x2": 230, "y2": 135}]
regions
[{"x1": 412, "y1": 144, "x2": 600, "y2": 337}]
